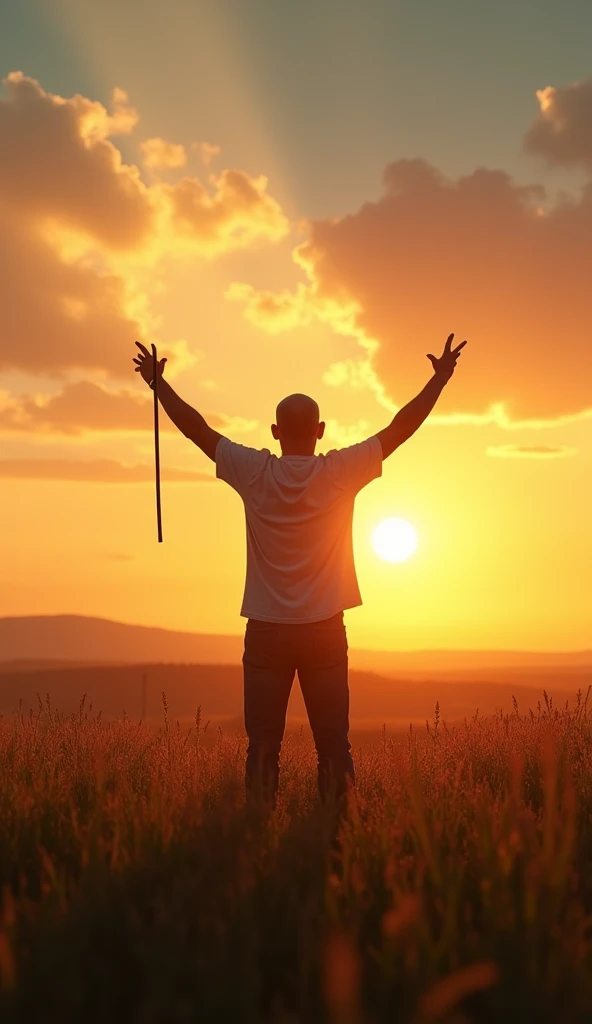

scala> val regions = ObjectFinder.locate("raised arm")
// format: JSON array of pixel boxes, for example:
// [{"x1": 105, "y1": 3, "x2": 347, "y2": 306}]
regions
[
  {"x1": 133, "y1": 341, "x2": 224, "y2": 462},
  {"x1": 376, "y1": 333, "x2": 467, "y2": 459}
]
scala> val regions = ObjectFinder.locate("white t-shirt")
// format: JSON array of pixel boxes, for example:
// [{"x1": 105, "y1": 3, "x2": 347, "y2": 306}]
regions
[{"x1": 215, "y1": 434, "x2": 383, "y2": 623}]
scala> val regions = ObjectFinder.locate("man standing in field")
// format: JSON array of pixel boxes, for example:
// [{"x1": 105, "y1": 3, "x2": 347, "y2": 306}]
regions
[{"x1": 133, "y1": 333, "x2": 466, "y2": 807}]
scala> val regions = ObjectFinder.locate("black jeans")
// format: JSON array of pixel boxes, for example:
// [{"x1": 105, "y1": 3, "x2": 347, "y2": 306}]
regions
[{"x1": 242, "y1": 611, "x2": 354, "y2": 805}]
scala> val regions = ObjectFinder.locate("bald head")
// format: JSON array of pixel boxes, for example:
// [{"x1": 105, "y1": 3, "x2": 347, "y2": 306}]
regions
[{"x1": 271, "y1": 394, "x2": 325, "y2": 454}]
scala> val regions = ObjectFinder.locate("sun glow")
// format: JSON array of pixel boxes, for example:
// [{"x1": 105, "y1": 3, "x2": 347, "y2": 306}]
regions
[{"x1": 372, "y1": 518, "x2": 418, "y2": 563}]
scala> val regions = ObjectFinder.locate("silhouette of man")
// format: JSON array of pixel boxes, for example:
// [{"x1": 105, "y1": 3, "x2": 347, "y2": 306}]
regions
[{"x1": 133, "y1": 333, "x2": 466, "y2": 807}]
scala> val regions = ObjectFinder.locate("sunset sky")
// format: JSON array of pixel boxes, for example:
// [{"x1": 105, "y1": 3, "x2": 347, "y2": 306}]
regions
[{"x1": 1, "y1": 0, "x2": 590, "y2": 651}]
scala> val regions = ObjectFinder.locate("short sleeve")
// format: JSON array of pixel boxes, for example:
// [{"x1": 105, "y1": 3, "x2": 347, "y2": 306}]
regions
[
  {"x1": 327, "y1": 435, "x2": 383, "y2": 494},
  {"x1": 215, "y1": 437, "x2": 269, "y2": 497}
]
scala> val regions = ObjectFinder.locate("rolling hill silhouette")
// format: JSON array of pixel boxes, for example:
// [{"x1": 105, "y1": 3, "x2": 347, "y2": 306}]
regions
[
  {"x1": 0, "y1": 660, "x2": 588, "y2": 732},
  {"x1": 0, "y1": 615, "x2": 589, "y2": 730},
  {"x1": 2, "y1": 615, "x2": 590, "y2": 676}
]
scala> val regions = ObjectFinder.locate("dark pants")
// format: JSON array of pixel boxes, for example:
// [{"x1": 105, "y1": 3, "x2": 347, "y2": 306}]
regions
[{"x1": 242, "y1": 611, "x2": 354, "y2": 806}]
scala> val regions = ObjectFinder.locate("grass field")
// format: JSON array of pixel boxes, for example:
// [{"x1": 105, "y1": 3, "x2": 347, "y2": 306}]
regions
[{"x1": 0, "y1": 687, "x2": 591, "y2": 1022}]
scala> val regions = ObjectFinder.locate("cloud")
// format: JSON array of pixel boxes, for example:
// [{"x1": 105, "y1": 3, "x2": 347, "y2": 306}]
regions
[
  {"x1": 0, "y1": 72, "x2": 150, "y2": 249},
  {"x1": 140, "y1": 137, "x2": 187, "y2": 170},
  {"x1": 525, "y1": 79, "x2": 592, "y2": 169},
  {"x1": 0, "y1": 381, "x2": 160, "y2": 434},
  {"x1": 322, "y1": 359, "x2": 385, "y2": 392},
  {"x1": 0, "y1": 72, "x2": 289, "y2": 383},
  {"x1": 165, "y1": 169, "x2": 288, "y2": 252},
  {"x1": 0, "y1": 458, "x2": 216, "y2": 482},
  {"x1": 225, "y1": 281, "x2": 313, "y2": 333},
  {"x1": 323, "y1": 419, "x2": 372, "y2": 448},
  {"x1": 0, "y1": 209, "x2": 161, "y2": 379},
  {"x1": 0, "y1": 71, "x2": 288, "y2": 255},
  {"x1": 486, "y1": 444, "x2": 578, "y2": 459},
  {"x1": 0, "y1": 72, "x2": 161, "y2": 381},
  {"x1": 230, "y1": 151, "x2": 592, "y2": 422},
  {"x1": 0, "y1": 380, "x2": 258, "y2": 436},
  {"x1": 194, "y1": 141, "x2": 221, "y2": 167},
  {"x1": 218, "y1": 414, "x2": 259, "y2": 434},
  {"x1": 108, "y1": 88, "x2": 140, "y2": 135}
]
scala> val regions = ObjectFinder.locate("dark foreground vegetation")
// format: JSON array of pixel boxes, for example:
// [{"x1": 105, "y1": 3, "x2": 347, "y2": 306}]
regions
[{"x1": 0, "y1": 688, "x2": 591, "y2": 1022}]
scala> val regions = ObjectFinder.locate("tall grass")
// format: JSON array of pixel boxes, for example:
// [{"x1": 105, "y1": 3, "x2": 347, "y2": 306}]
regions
[{"x1": 0, "y1": 687, "x2": 591, "y2": 1022}]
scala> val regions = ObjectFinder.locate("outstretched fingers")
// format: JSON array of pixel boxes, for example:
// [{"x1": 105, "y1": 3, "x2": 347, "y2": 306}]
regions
[
  {"x1": 444, "y1": 334, "x2": 468, "y2": 357},
  {"x1": 135, "y1": 340, "x2": 150, "y2": 356}
]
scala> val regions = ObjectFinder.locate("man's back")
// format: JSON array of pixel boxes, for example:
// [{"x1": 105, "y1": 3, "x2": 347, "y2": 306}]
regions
[
  {"x1": 216, "y1": 435, "x2": 383, "y2": 623},
  {"x1": 133, "y1": 335, "x2": 466, "y2": 807}
]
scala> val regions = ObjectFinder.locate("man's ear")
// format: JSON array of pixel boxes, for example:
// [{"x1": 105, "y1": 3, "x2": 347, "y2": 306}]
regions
[
  {"x1": 271, "y1": 423, "x2": 279, "y2": 440},
  {"x1": 317, "y1": 421, "x2": 326, "y2": 439}
]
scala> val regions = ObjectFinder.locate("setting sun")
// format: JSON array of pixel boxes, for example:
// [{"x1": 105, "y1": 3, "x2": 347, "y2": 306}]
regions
[{"x1": 372, "y1": 518, "x2": 419, "y2": 563}]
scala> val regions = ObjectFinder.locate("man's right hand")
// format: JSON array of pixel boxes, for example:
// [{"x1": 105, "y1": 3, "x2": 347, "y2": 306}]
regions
[
  {"x1": 426, "y1": 333, "x2": 467, "y2": 382},
  {"x1": 133, "y1": 341, "x2": 167, "y2": 386}
]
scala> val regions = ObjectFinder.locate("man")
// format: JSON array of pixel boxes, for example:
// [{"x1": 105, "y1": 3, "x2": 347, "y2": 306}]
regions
[{"x1": 133, "y1": 333, "x2": 466, "y2": 806}]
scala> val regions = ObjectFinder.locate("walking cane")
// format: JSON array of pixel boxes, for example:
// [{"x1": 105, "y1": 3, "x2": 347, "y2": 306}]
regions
[{"x1": 151, "y1": 343, "x2": 163, "y2": 543}]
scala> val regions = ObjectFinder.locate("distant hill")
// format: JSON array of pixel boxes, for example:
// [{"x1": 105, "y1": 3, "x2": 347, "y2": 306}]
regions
[
  {"x1": 0, "y1": 615, "x2": 243, "y2": 666},
  {"x1": 0, "y1": 661, "x2": 587, "y2": 728},
  {"x1": 1, "y1": 614, "x2": 591, "y2": 678}
]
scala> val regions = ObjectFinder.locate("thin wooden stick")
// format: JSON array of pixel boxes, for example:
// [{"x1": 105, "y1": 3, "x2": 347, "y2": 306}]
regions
[{"x1": 151, "y1": 343, "x2": 163, "y2": 543}]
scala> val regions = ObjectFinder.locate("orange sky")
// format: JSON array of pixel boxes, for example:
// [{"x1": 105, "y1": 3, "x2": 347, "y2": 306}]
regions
[{"x1": 1, "y1": 10, "x2": 591, "y2": 651}]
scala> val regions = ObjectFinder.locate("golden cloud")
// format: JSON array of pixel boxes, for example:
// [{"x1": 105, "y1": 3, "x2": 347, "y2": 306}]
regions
[
  {"x1": 323, "y1": 419, "x2": 372, "y2": 448},
  {"x1": 0, "y1": 381, "x2": 257, "y2": 436},
  {"x1": 525, "y1": 79, "x2": 592, "y2": 168},
  {"x1": 0, "y1": 72, "x2": 289, "y2": 384},
  {"x1": 0, "y1": 72, "x2": 151, "y2": 248},
  {"x1": 140, "y1": 137, "x2": 187, "y2": 170},
  {"x1": 0, "y1": 458, "x2": 215, "y2": 482},
  {"x1": 230, "y1": 150, "x2": 592, "y2": 422},
  {"x1": 225, "y1": 282, "x2": 314, "y2": 333},
  {"x1": 486, "y1": 444, "x2": 578, "y2": 459},
  {"x1": 0, "y1": 209, "x2": 156, "y2": 379},
  {"x1": 165, "y1": 169, "x2": 288, "y2": 253},
  {"x1": 0, "y1": 381, "x2": 162, "y2": 434},
  {"x1": 194, "y1": 141, "x2": 221, "y2": 167}
]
